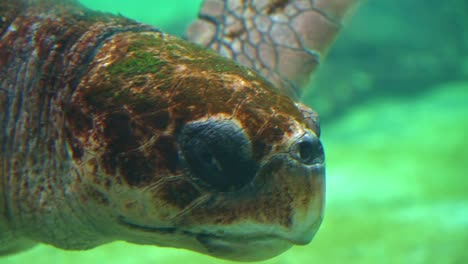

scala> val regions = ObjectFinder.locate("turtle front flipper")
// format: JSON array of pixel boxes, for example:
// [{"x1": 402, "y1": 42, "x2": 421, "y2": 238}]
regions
[{"x1": 185, "y1": 0, "x2": 359, "y2": 99}]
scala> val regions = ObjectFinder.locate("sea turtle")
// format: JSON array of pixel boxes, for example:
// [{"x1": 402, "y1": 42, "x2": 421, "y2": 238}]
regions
[{"x1": 0, "y1": 0, "x2": 358, "y2": 261}]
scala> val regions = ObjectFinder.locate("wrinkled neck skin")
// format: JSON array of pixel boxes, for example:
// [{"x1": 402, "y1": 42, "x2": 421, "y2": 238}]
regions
[{"x1": 0, "y1": 0, "x2": 155, "y2": 251}]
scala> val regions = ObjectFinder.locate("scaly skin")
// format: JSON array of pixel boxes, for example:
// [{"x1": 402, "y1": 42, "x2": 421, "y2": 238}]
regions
[
  {"x1": 0, "y1": 0, "x2": 161, "y2": 253},
  {"x1": 0, "y1": 0, "x2": 357, "y2": 261},
  {"x1": 186, "y1": 0, "x2": 359, "y2": 99}
]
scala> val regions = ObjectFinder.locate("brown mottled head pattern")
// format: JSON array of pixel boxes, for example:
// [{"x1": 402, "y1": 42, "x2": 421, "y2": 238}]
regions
[{"x1": 67, "y1": 30, "x2": 325, "y2": 261}]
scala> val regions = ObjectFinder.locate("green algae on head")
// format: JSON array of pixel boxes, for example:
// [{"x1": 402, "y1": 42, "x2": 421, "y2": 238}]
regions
[
  {"x1": 106, "y1": 33, "x2": 253, "y2": 84},
  {"x1": 107, "y1": 50, "x2": 166, "y2": 78}
]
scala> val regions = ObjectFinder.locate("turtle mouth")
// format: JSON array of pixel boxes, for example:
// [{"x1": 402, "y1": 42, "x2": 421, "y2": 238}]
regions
[
  {"x1": 118, "y1": 216, "x2": 178, "y2": 234},
  {"x1": 118, "y1": 215, "x2": 321, "y2": 245},
  {"x1": 118, "y1": 216, "x2": 294, "y2": 261},
  {"x1": 118, "y1": 216, "x2": 284, "y2": 241}
]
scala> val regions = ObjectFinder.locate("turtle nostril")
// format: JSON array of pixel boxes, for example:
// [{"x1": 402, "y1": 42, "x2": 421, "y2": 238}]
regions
[
  {"x1": 292, "y1": 134, "x2": 324, "y2": 165},
  {"x1": 298, "y1": 141, "x2": 314, "y2": 163}
]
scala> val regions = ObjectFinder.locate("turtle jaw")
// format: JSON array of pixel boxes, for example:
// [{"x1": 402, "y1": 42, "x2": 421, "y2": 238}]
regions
[
  {"x1": 117, "y1": 151, "x2": 324, "y2": 261},
  {"x1": 193, "y1": 233, "x2": 293, "y2": 262},
  {"x1": 118, "y1": 217, "x2": 293, "y2": 261},
  {"x1": 112, "y1": 119, "x2": 325, "y2": 261},
  {"x1": 205, "y1": 152, "x2": 325, "y2": 261}
]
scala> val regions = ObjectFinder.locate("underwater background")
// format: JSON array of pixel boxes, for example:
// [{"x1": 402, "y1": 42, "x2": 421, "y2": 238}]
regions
[{"x1": 2, "y1": 0, "x2": 467, "y2": 263}]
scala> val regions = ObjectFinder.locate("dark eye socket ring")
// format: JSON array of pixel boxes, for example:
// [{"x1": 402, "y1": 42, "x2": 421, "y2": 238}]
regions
[{"x1": 179, "y1": 119, "x2": 258, "y2": 192}]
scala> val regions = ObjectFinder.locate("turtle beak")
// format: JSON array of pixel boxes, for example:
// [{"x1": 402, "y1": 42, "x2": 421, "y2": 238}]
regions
[{"x1": 285, "y1": 131, "x2": 325, "y2": 245}]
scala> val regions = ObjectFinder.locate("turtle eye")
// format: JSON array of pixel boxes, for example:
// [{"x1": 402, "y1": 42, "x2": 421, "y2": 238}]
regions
[{"x1": 179, "y1": 119, "x2": 258, "y2": 192}]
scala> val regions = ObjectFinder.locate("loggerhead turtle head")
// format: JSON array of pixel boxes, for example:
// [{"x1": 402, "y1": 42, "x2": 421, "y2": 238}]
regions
[{"x1": 67, "y1": 32, "x2": 324, "y2": 261}]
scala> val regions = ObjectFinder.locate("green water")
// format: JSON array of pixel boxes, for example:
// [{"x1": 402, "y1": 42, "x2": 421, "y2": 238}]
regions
[{"x1": 3, "y1": 1, "x2": 467, "y2": 263}]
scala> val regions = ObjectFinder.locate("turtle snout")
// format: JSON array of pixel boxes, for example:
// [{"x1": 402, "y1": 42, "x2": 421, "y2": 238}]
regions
[
  {"x1": 290, "y1": 133, "x2": 324, "y2": 166},
  {"x1": 179, "y1": 119, "x2": 257, "y2": 192}
]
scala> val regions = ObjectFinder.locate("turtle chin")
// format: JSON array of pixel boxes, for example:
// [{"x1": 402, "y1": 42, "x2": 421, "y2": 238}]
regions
[{"x1": 194, "y1": 234, "x2": 293, "y2": 262}]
